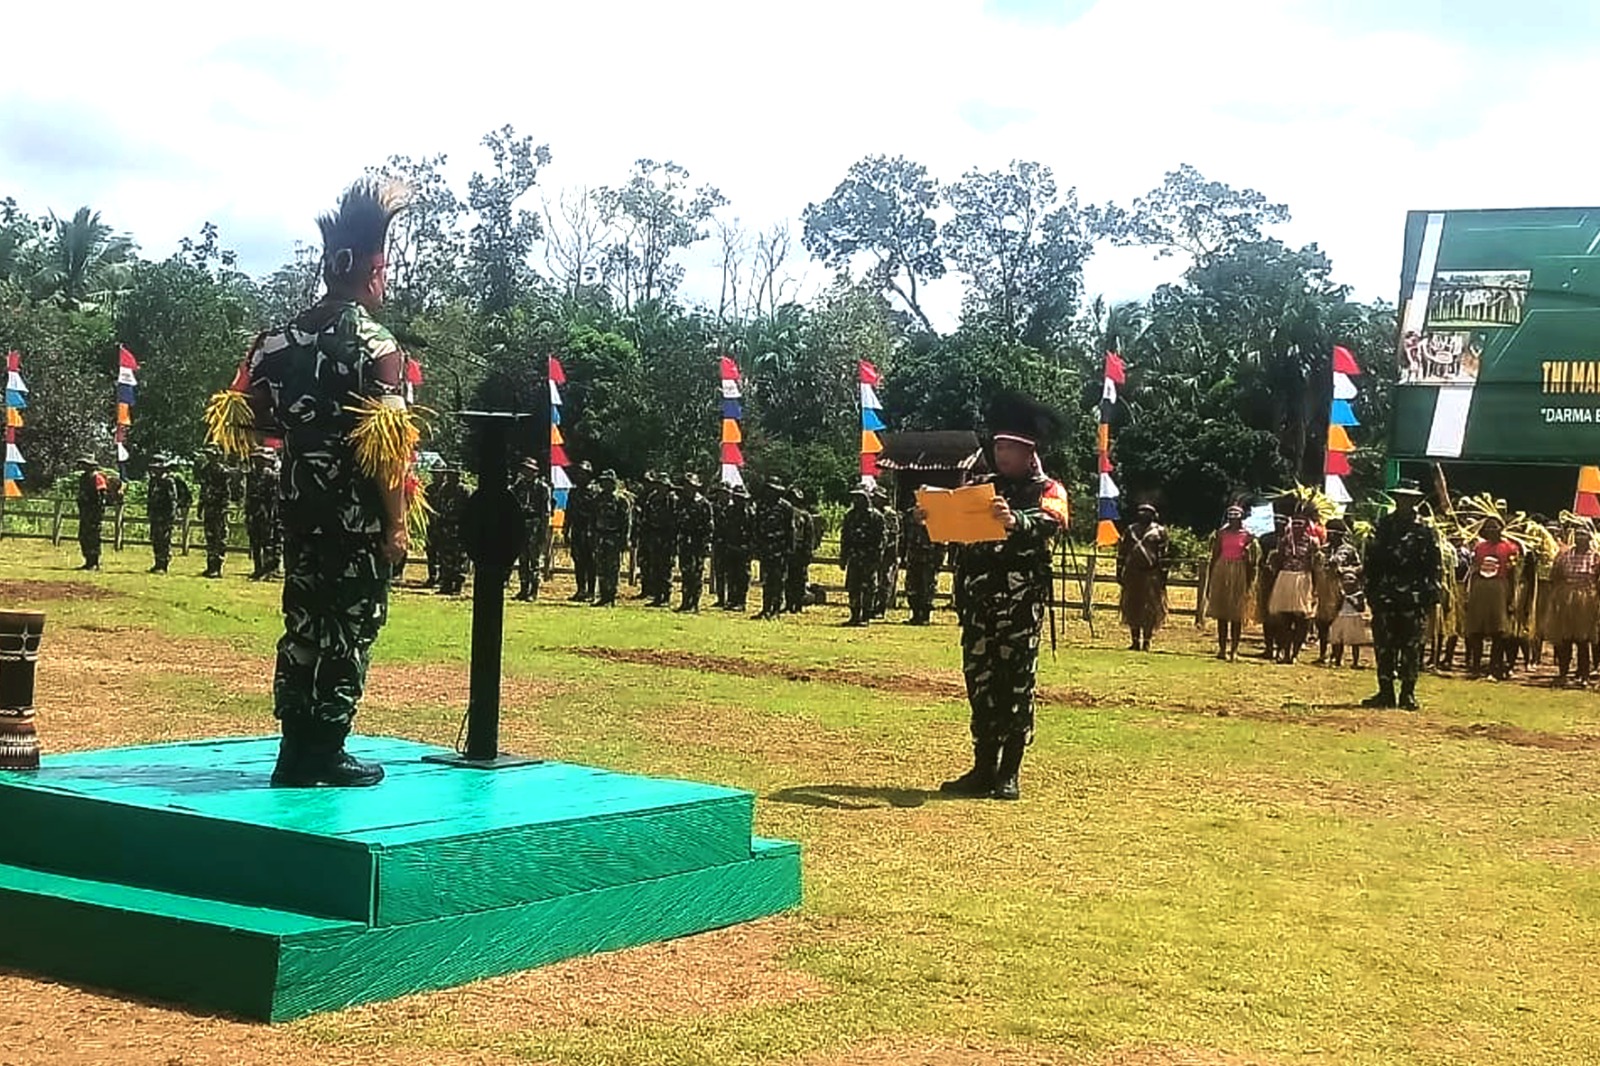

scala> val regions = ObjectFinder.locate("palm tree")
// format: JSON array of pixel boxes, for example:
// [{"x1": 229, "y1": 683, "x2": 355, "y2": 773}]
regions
[{"x1": 32, "y1": 207, "x2": 135, "y2": 308}]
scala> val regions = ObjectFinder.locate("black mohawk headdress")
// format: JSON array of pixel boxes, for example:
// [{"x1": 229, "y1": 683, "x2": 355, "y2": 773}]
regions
[
  {"x1": 985, "y1": 390, "x2": 1065, "y2": 448},
  {"x1": 316, "y1": 178, "x2": 410, "y2": 280}
]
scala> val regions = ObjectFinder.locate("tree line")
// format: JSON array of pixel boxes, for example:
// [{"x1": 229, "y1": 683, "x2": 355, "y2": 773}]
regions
[{"x1": 0, "y1": 129, "x2": 1396, "y2": 533}]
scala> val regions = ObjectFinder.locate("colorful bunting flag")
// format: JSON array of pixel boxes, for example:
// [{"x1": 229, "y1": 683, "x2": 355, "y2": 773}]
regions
[
  {"x1": 1, "y1": 351, "x2": 22, "y2": 498},
  {"x1": 1575, "y1": 466, "x2": 1600, "y2": 518},
  {"x1": 859, "y1": 360, "x2": 883, "y2": 487},
  {"x1": 720, "y1": 356, "x2": 745, "y2": 488},
  {"x1": 1096, "y1": 351, "x2": 1122, "y2": 547},
  {"x1": 114, "y1": 345, "x2": 139, "y2": 472},
  {"x1": 1324, "y1": 346, "x2": 1361, "y2": 508},
  {"x1": 549, "y1": 356, "x2": 568, "y2": 530}
]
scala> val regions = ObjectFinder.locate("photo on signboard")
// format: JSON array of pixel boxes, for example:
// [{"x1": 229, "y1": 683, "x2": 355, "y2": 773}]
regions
[
  {"x1": 1398, "y1": 325, "x2": 1484, "y2": 384},
  {"x1": 1425, "y1": 269, "x2": 1530, "y2": 329}
]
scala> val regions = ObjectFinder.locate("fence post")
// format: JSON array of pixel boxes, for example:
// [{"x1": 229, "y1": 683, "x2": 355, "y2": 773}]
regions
[
  {"x1": 51, "y1": 500, "x2": 64, "y2": 547},
  {"x1": 1083, "y1": 552, "x2": 1097, "y2": 625},
  {"x1": 1194, "y1": 557, "x2": 1209, "y2": 628},
  {"x1": 180, "y1": 508, "x2": 192, "y2": 555},
  {"x1": 113, "y1": 500, "x2": 126, "y2": 552}
]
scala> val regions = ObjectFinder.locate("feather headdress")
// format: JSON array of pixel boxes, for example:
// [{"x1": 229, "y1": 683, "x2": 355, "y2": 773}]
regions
[{"x1": 317, "y1": 179, "x2": 410, "y2": 281}]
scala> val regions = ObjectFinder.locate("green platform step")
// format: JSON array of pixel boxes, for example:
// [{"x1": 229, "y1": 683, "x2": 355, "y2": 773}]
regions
[{"x1": 0, "y1": 737, "x2": 802, "y2": 1020}]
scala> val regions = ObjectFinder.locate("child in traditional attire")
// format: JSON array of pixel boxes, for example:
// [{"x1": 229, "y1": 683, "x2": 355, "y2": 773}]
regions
[
  {"x1": 1544, "y1": 525, "x2": 1600, "y2": 686},
  {"x1": 1205, "y1": 504, "x2": 1255, "y2": 661},
  {"x1": 1329, "y1": 568, "x2": 1371, "y2": 668},
  {"x1": 1315, "y1": 518, "x2": 1360, "y2": 664},
  {"x1": 1267, "y1": 512, "x2": 1322, "y2": 664}
]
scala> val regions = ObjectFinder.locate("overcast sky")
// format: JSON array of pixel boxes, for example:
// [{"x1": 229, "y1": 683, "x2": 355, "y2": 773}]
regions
[{"x1": 3, "y1": 0, "x2": 1594, "y2": 329}]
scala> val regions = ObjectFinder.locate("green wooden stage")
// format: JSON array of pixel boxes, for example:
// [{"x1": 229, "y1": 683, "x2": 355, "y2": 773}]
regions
[{"x1": 0, "y1": 736, "x2": 801, "y2": 1021}]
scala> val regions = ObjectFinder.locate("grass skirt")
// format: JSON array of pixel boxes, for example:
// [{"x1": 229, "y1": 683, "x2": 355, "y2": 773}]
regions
[
  {"x1": 1206, "y1": 558, "x2": 1252, "y2": 623},
  {"x1": 1268, "y1": 570, "x2": 1315, "y2": 618},
  {"x1": 1120, "y1": 571, "x2": 1168, "y2": 630},
  {"x1": 1541, "y1": 583, "x2": 1598, "y2": 643},
  {"x1": 1464, "y1": 576, "x2": 1511, "y2": 637}
]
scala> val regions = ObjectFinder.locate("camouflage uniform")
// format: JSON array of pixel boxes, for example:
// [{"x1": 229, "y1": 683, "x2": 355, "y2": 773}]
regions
[
  {"x1": 946, "y1": 470, "x2": 1070, "y2": 797},
  {"x1": 514, "y1": 465, "x2": 552, "y2": 601},
  {"x1": 1364, "y1": 501, "x2": 1442, "y2": 709},
  {"x1": 752, "y1": 484, "x2": 796, "y2": 619},
  {"x1": 565, "y1": 464, "x2": 597, "y2": 601},
  {"x1": 430, "y1": 470, "x2": 470, "y2": 595},
  {"x1": 902, "y1": 507, "x2": 943, "y2": 625},
  {"x1": 786, "y1": 488, "x2": 818, "y2": 613},
  {"x1": 720, "y1": 487, "x2": 754, "y2": 610},
  {"x1": 74, "y1": 463, "x2": 107, "y2": 570},
  {"x1": 145, "y1": 459, "x2": 189, "y2": 574},
  {"x1": 195, "y1": 451, "x2": 237, "y2": 578},
  {"x1": 638, "y1": 476, "x2": 678, "y2": 606},
  {"x1": 711, "y1": 485, "x2": 733, "y2": 607},
  {"x1": 840, "y1": 491, "x2": 885, "y2": 625},
  {"x1": 874, "y1": 494, "x2": 902, "y2": 617},
  {"x1": 244, "y1": 295, "x2": 405, "y2": 773},
  {"x1": 245, "y1": 452, "x2": 283, "y2": 580},
  {"x1": 674, "y1": 477, "x2": 714, "y2": 612},
  {"x1": 591, "y1": 473, "x2": 631, "y2": 606}
]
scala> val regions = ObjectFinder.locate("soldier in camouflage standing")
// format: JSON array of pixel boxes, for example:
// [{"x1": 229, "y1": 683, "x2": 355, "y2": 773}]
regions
[
  {"x1": 637, "y1": 472, "x2": 677, "y2": 607},
  {"x1": 431, "y1": 464, "x2": 470, "y2": 596},
  {"x1": 145, "y1": 454, "x2": 189, "y2": 574},
  {"x1": 786, "y1": 486, "x2": 818, "y2": 614},
  {"x1": 840, "y1": 487, "x2": 885, "y2": 626},
  {"x1": 901, "y1": 502, "x2": 942, "y2": 625},
  {"x1": 514, "y1": 458, "x2": 552, "y2": 601},
  {"x1": 753, "y1": 480, "x2": 795, "y2": 620},
  {"x1": 1362, "y1": 481, "x2": 1441, "y2": 711},
  {"x1": 241, "y1": 178, "x2": 412, "y2": 787},
  {"x1": 591, "y1": 470, "x2": 631, "y2": 606},
  {"x1": 710, "y1": 483, "x2": 733, "y2": 608},
  {"x1": 874, "y1": 488, "x2": 902, "y2": 618},
  {"x1": 74, "y1": 457, "x2": 108, "y2": 571},
  {"x1": 721, "y1": 484, "x2": 754, "y2": 611},
  {"x1": 245, "y1": 447, "x2": 282, "y2": 581},
  {"x1": 565, "y1": 461, "x2": 597, "y2": 602},
  {"x1": 195, "y1": 445, "x2": 237, "y2": 579},
  {"x1": 941, "y1": 393, "x2": 1070, "y2": 802},
  {"x1": 674, "y1": 473, "x2": 714, "y2": 612}
]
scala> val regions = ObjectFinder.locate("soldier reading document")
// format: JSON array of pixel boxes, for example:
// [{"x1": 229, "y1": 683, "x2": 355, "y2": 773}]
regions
[{"x1": 915, "y1": 484, "x2": 1007, "y2": 543}]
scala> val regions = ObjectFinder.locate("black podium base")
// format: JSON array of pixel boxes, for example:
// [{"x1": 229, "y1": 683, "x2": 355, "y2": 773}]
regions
[{"x1": 420, "y1": 752, "x2": 545, "y2": 770}]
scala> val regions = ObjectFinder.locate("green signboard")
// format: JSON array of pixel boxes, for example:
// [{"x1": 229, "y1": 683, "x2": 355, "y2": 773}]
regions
[{"x1": 1389, "y1": 207, "x2": 1600, "y2": 464}]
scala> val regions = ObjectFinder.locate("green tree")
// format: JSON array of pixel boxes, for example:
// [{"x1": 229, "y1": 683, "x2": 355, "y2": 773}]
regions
[
  {"x1": 370, "y1": 154, "x2": 466, "y2": 318},
  {"x1": 0, "y1": 284, "x2": 116, "y2": 481},
  {"x1": 466, "y1": 126, "x2": 552, "y2": 318},
  {"x1": 32, "y1": 207, "x2": 136, "y2": 309},
  {"x1": 801, "y1": 155, "x2": 944, "y2": 333},
  {"x1": 596, "y1": 159, "x2": 726, "y2": 311},
  {"x1": 1093, "y1": 163, "x2": 1290, "y2": 267}
]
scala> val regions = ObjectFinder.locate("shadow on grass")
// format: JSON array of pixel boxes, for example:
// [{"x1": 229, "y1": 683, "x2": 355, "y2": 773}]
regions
[{"x1": 766, "y1": 783, "x2": 957, "y2": 810}]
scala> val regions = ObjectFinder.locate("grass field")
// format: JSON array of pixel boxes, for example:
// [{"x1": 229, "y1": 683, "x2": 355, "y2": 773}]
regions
[{"x1": 3, "y1": 538, "x2": 1600, "y2": 1066}]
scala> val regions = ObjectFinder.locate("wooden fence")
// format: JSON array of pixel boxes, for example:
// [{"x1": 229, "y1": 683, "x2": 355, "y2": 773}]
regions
[{"x1": 0, "y1": 497, "x2": 1212, "y2": 623}]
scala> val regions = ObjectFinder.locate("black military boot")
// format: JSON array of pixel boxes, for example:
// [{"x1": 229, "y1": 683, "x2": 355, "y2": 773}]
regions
[
  {"x1": 1361, "y1": 684, "x2": 1396, "y2": 709},
  {"x1": 272, "y1": 720, "x2": 384, "y2": 788},
  {"x1": 991, "y1": 738, "x2": 1026, "y2": 801},
  {"x1": 1397, "y1": 685, "x2": 1419, "y2": 712},
  {"x1": 940, "y1": 740, "x2": 1000, "y2": 797}
]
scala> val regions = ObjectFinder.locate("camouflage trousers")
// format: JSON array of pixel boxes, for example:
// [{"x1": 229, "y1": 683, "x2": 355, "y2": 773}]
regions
[
  {"x1": 1372, "y1": 608, "x2": 1425, "y2": 690},
  {"x1": 722, "y1": 552, "x2": 750, "y2": 608},
  {"x1": 203, "y1": 507, "x2": 229, "y2": 570},
  {"x1": 595, "y1": 537, "x2": 625, "y2": 604},
  {"x1": 845, "y1": 561, "x2": 876, "y2": 621},
  {"x1": 247, "y1": 510, "x2": 281, "y2": 576},
  {"x1": 149, "y1": 516, "x2": 174, "y2": 569},
  {"x1": 876, "y1": 556, "x2": 900, "y2": 615},
  {"x1": 759, "y1": 553, "x2": 788, "y2": 616},
  {"x1": 786, "y1": 552, "x2": 813, "y2": 612},
  {"x1": 78, "y1": 513, "x2": 103, "y2": 566},
  {"x1": 960, "y1": 596, "x2": 1045, "y2": 746},
  {"x1": 518, "y1": 522, "x2": 549, "y2": 596},
  {"x1": 904, "y1": 557, "x2": 940, "y2": 619},
  {"x1": 642, "y1": 538, "x2": 675, "y2": 601},
  {"x1": 678, "y1": 548, "x2": 707, "y2": 609},
  {"x1": 274, "y1": 532, "x2": 390, "y2": 730},
  {"x1": 436, "y1": 532, "x2": 468, "y2": 594}
]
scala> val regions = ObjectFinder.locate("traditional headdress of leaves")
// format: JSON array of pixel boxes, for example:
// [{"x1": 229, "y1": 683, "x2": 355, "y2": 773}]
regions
[{"x1": 317, "y1": 178, "x2": 409, "y2": 284}]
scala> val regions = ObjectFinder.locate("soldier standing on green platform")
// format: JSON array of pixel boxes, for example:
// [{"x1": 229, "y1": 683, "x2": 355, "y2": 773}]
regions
[
  {"x1": 431, "y1": 465, "x2": 470, "y2": 596},
  {"x1": 675, "y1": 474, "x2": 713, "y2": 613},
  {"x1": 874, "y1": 488, "x2": 901, "y2": 618},
  {"x1": 591, "y1": 470, "x2": 631, "y2": 606},
  {"x1": 786, "y1": 486, "x2": 818, "y2": 614},
  {"x1": 940, "y1": 393, "x2": 1070, "y2": 802},
  {"x1": 514, "y1": 458, "x2": 552, "y2": 601},
  {"x1": 196, "y1": 445, "x2": 237, "y2": 579},
  {"x1": 1363, "y1": 481, "x2": 1440, "y2": 711},
  {"x1": 74, "y1": 458, "x2": 108, "y2": 571},
  {"x1": 752, "y1": 480, "x2": 794, "y2": 620},
  {"x1": 145, "y1": 455, "x2": 189, "y2": 574},
  {"x1": 840, "y1": 487, "x2": 885, "y2": 626},
  {"x1": 902, "y1": 504, "x2": 942, "y2": 625},
  {"x1": 242, "y1": 178, "x2": 412, "y2": 788},
  {"x1": 246, "y1": 448, "x2": 282, "y2": 581}
]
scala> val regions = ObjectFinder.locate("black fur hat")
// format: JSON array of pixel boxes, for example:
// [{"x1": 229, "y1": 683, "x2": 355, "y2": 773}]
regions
[{"x1": 985, "y1": 391, "x2": 1064, "y2": 448}]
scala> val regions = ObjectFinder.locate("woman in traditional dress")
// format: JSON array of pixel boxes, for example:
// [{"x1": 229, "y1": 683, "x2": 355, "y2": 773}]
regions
[
  {"x1": 1117, "y1": 503, "x2": 1169, "y2": 652},
  {"x1": 1205, "y1": 504, "x2": 1255, "y2": 661},
  {"x1": 1543, "y1": 525, "x2": 1600, "y2": 686},
  {"x1": 1463, "y1": 516, "x2": 1520, "y2": 679},
  {"x1": 1267, "y1": 512, "x2": 1321, "y2": 663}
]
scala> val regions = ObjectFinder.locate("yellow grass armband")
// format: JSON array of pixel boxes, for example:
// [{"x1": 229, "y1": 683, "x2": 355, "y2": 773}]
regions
[
  {"x1": 405, "y1": 478, "x2": 434, "y2": 540},
  {"x1": 346, "y1": 397, "x2": 433, "y2": 491},
  {"x1": 203, "y1": 390, "x2": 256, "y2": 460}
]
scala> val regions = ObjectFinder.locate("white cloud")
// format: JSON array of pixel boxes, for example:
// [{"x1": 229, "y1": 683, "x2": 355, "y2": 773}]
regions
[{"x1": 2, "y1": 0, "x2": 1593, "y2": 332}]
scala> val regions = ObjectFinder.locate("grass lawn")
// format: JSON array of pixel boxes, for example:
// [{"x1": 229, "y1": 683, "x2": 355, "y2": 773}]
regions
[{"x1": 2, "y1": 537, "x2": 1599, "y2": 1065}]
